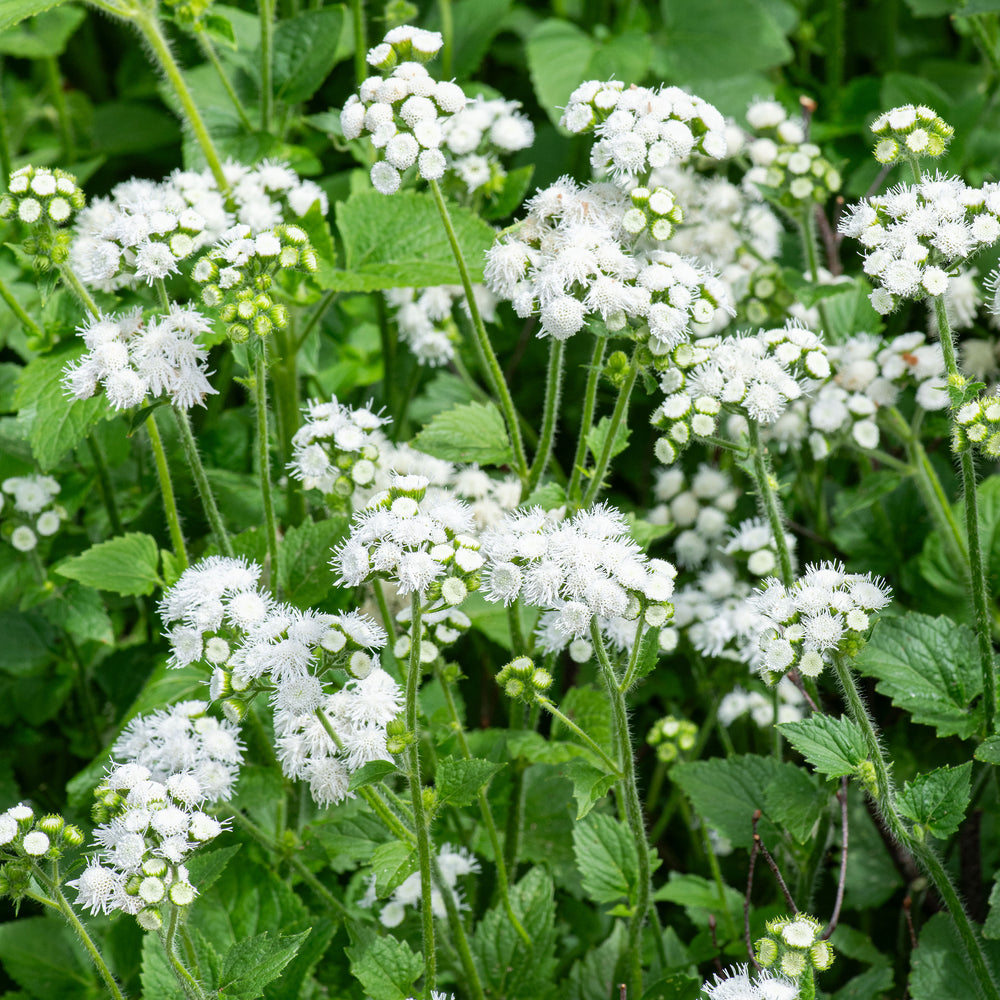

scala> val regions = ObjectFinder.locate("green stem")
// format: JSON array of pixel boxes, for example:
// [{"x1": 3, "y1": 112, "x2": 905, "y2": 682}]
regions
[
  {"x1": 130, "y1": 6, "x2": 230, "y2": 195},
  {"x1": 933, "y1": 295, "x2": 997, "y2": 734},
  {"x1": 526, "y1": 338, "x2": 565, "y2": 493},
  {"x1": 373, "y1": 578, "x2": 401, "y2": 678},
  {"x1": 436, "y1": 668, "x2": 531, "y2": 949},
  {"x1": 970, "y1": 14, "x2": 1000, "y2": 84},
  {"x1": 405, "y1": 595, "x2": 437, "y2": 994},
  {"x1": 799, "y1": 211, "x2": 833, "y2": 342},
  {"x1": 86, "y1": 434, "x2": 122, "y2": 534},
  {"x1": 0, "y1": 61, "x2": 10, "y2": 186},
  {"x1": 254, "y1": 352, "x2": 281, "y2": 592},
  {"x1": 438, "y1": 0, "x2": 453, "y2": 77},
  {"x1": 507, "y1": 601, "x2": 527, "y2": 656},
  {"x1": 351, "y1": 0, "x2": 366, "y2": 86},
  {"x1": 296, "y1": 289, "x2": 339, "y2": 351},
  {"x1": 699, "y1": 816, "x2": 738, "y2": 940},
  {"x1": 431, "y1": 854, "x2": 486, "y2": 1000},
  {"x1": 171, "y1": 406, "x2": 233, "y2": 559},
  {"x1": 58, "y1": 262, "x2": 101, "y2": 317},
  {"x1": 428, "y1": 178, "x2": 528, "y2": 484},
  {"x1": 195, "y1": 28, "x2": 254, "y2": 131},
  {"x1": 44, "y1": 56, "x2": 75, "y2": 161},
  {"x1": 833, "y1": 654, "x2": 1000, "y2": 1000},
  {"x1": 164, "y1": 904, "x2": 207, "y2": 1000},
  {"x1": 748, "y1": 420, "x2": 794, "y2": 587},
  {"x1": 537, "y1": 696, "x2": 622, "y2": 777},
  {"x1": 0, "y1": 272, "x2": 42, "y2": 339},
  {"x1": 147, "y1": 410, "x2": 190, "y2": 569},
  {"x1": 581, "y1": 347, "x2": 639, "y2": 507},
  {"x1": 259, "y1": 0, "x2": 274, "y2": 131},
  {"x1": 270, "y1": 325, "x2": 304, "y2": 526},
  {"x1": 591, "y1": 620, "x2": 651, "y2": 999},
  {"x1": 619, "y1": 614, "x2": 647, "y2": 693}
]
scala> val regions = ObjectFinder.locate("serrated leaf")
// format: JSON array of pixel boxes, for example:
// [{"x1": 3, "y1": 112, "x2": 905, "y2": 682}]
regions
[
  {"x1": 370, "y1": 841, "x2": 417, "y2": 897},
  {"x1": 271, "y1": 7, "x2": 346, "y2": 105},
  {"x1": 587, "y1": 415, "x2": 631, "y2": 465},
  {"x1": 141, "y1": 933, "x2": 186, "y2": 1000},
  {"x1": 55, "y1": 532, "x2": 162, "y2": 596},
  {"x1": 780, "y1": 714, "x2": 869, "y2": 779},
  {"x1": 910, "y1": 912, "x2": 1000, "y2": 1000},
  {"x1": 0, "y1": 5, "x2": 84, "y2": 57},
  {"x1": 185, "y1": 844, "x2": 242, "y2": 895},
  {"x1": 563, "y1": 758, "x2": 616, "y2": 819},
  {"x1": 436, "y1": 755, "x2": 505, "y2": 806},
  {"x1": 652, "y1": 872, "x2": 744, "y2": 931},
  {"x1": 985, "y1": 874, "x2": 1000, "y2": 939},
  {"x1": 573, "y1": 811, "x2": 639, "y2": 908},
  {"x1": 632, "y1": 626, "x2": 662, "y2": 682},
  {"x1": 897, "y1": 762, "x2": 972, "y2": 841},
  {"x1": 763, "y1": 765, "x2": 826, "y2": 845},
  {"x1": 217, "y1": 930, "x2": 309, "y2": 999},
  {"x1": 325, "y1": 190, "x2": 496, "y2": 291},
  {"x1": 854, "y1": 612, "x2": 983, "y2": 738},
  {"x1": 0, "y1": 0, "x2": 71, "y2": 32},
  {"x1": 348, "y1": 758, "x2": 399, "y2": 791},
  {"x1": 41, "y1": 582, "x2": 114, "y2": 645},
  {"x1": 976, "y1": 737, "x2": 1000, "y2": 765},
  {"x1": 347, "y1": 926, "x2": 423, "y2": 1000},
  {"x1": 14, "y1": 343, "x2": 105, "y2": 471},
  {"x1": 413, "y1": 401, "x2": 513, "y2": 466},
  {"x1": 279, "y1": 514, "x2": 349, "y2": 607},
  {"x1": 565, "y1": 922, "x2": 627, "y2": 1000},
  {"x1": 0, "y1": 917, "x2": 99, "y2": 999}
]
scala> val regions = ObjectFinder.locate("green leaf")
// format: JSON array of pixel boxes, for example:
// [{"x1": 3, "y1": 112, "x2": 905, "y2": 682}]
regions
[
  {"x1": 976, "y1": 736, "x2": 1000, "y2": 765},
  {"x1": 0, "y1": 917, "x2": 99, "y2": 999},
  {"x1": 763, "y1": 765, "x2": 826, "y2": 845},
  {"x1": 326, "y1": 190, "x2": 496, "y2": 291},
  {"x1": 55, "y1": 533, "x2": 162, "y2": 596},
  {"x1": 565, "y1": 923, "x2": 627, "y2": 1000},
  {"x1": 14, "y1": 343, "x2": 104, "y2": 471},
  {"x1": 347, "y1": 926, "x2": 423, "y2": 1000},
  {"x1": 347, "y1": 758, "x2": 399, "y2": 791},
  {"x1": 985, "y1": 874, "x2": 1000, "y2": 940},
  {"x1": 523, "y1": 481, "x2": 568, "y2": 511},
  {"x1": 854, "y1": 612, "x2": 984, "y2": 739},
  {"x1": 632, "y1": 626, "x2": 662, "y2": 683},
  {"x1": 217, "y1": 930, "x2": 309, "y2": 999},
  {"x1": 185, "y1": 844, "x2": 243, "y2": 895},
  {"x1": 910, "y1": 912, "x2": 1000, "y2": 1000},
  {"x1": 652, "y1": 872, "x2": 744, "y2": 931},
  {"x1": 0, "y1": 609, "x2": 55, "y2": 676},
  {"x1": 639, "y1": 973, "x2": 703, "y2": 1000},
  {"x1": 436, "y1": 755, "x2": 506, "y2": 806},
  {"x1": 90, "y1": 100, "x2": 181, "y2": 155},
  {"x1": 413, "y1": 401, "x2": 513, "y2": 466},
  {"x1": 0, "y1": 0, "x2": 71, "y2": 32},
  {"x1": 271, "y1": 7, "x2": 346, "y2": 105},
  {"x1": 563, "y1": 758, "x2": 616, "y2": 819},
  {"x1": 897, "y1": 762, "x2": 972, "y2": 841},
  {"x1": 141, "y1": 933, "x2": 186, "y2": 1000},
  {"x1": 41, "y1": 582, "x2": 114, "y2": 645},
  {"x1": 370, "y1": 841, "x2": 417, "y2": 897},
  {"x1": 0, "y1": 5, "x2": 84, "y2": 57},
  {"x1": 587, "y1": 416, "x2": 631, "y2": 465},
  {"x1": 471, "y1": 867, "x2": 557, "y2": 1000},
  {"x1": 279, "y1": 514, "x2": 349, "y2": 607},
  {"x1": 483, "y1": 163, "x2": 535, "y2": 220},
  {"x1": 780, "y1": 714, "x2": 869, "y2": 779},
  {"x1": 573, "y1": 811, "x2": 639, "y2": 907}
]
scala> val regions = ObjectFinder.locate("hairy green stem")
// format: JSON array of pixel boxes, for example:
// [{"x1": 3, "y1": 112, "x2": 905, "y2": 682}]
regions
[
  {"x1": 619, "y1": 615, "x2": 647, "y2": 693},
  {"x1": 164, "y1": 903, "x2": 207, "y2": 1000},
  {"x1": 373, "y1": 578, "x2": 401, "y2": 677},
  {"x1": 195, "y1": 27, "x2": 254, "y2": 131},
  {"x1": 406, "y1": 595, "x2": 437, "y2": 994},
  {"x1": 538, "y1": 696, "x2": 622, "y2": 776},
  {"x1": 147, "y1": 411, "x2": 190, "y2": 569},
  {"x1": 431, "y1": 854, "x2": 486, "y2": 1000},
  {"x1": 833, "y1": 654, "x2": 1000, "y2": 1000},
  {"x1": 526, "y1": 338, "x2": 565, "y2": 493},
  {"x1": 799, "y1": 211, "x2": 834, "y2": 342},
  {"x1": 270, "y1": 326, "x2": 305, "y2": 526},
  {"x1": 748, "y1": 421, "x2": 794, "y2": 587},
  {"x1": 351, "y1": 0, "x2": 366, "y2": 86},
  {"x1": 592, "y1": 620, "x2": 651, "y2": 998},
  {"x1": 171, "y1": 406, "x2": 233, "y2": 558},
  {"x1": 934, "y1": 295, "x2": 997, "y2": 733},
  {"x1": 59, "y1": 262, "x2": 101, "y2": 317},
  {"x1": 428, "y1": 178, "x2": 528, "y2": 483},
  {"x1": 259, "y1": 0, "x2": 275, "y2": 131},
  {"x1": 86, "y1": 435, "x2": 122, "y2": 534},
  {"x1": 581, "y1": 347, "x2": 639, "y2": 507},
  {"x1": 438, "y1": 0, "x2": 454, "y2": 77},
  {"x1": 254, "y1": 352, "x2": 281, "y2": 592}
]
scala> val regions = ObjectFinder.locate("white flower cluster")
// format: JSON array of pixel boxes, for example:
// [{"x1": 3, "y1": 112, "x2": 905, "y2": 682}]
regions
[
  {"x1": 672, "y1": 567, "x2": 759, "y2": 664},
  {"x1": 725, "y1": 517, "x2": 787, "y2": 579},
  {"x1": 341, "y1": 26, "x2": 468, "y2": 195},
  {"x1": 560, "y1": 80, "x2": 728, "y2": 192},
  {"x1": 0, "y1": 165, "x2": 85, "y2": 226},
  {"x1": 62, "y1": 303, "x2": 217, "y2": 410},
  {"x1": 652, "y1": 325, "x2": 828, "y2": 465},
  {"x1": 1, "y1": 475, "x2": 63, "y2": 552},
  {"x1": 393, "y1": 601, "x2": 472, "y2": 663},
  {"x1": 384, "y1": 284, "x2": 498, "y2": 366},
  {"x1": 485, "y1": 176, "x2": 732, "y2": 344},
  {"x1": 366, "y1": 842, "x2": 480, "y2": 927},
  {"x1": 701, "y1": 963, "x2": 799, "y2": 1000},
  {"x1": 441, "y1": 96, "x2": 535, "y2": 195},
  {"x1": 159, "y1": 555, "x2": 402, "y2": 806},
  {"x1": 289, "y1": 397, "x2": 390, "y2": 497},
  {"x1": 839, "y1": 174, "x2": 1000, "y2": 314},
  {"x1": 333, "y1": 474, "x2": 483, "y2": 601},
  {"x1": 748, "y1": 562, "x2": 891, "y2": 682},
  {"x1": 480, "y1": 503, "x2": 676, "y2": 639},
  {"x1": 718, "y1": 677, "x2": 807, "y2": 728},
  {"x1": 742, "y1": 99, "x2": 841, "y2": 210},
  {"x1": 871, "y1": 104, "x2": 953, "y2": 165}
]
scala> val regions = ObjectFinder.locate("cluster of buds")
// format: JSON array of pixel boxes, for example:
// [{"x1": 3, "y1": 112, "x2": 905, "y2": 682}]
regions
[
  {"x1": 955, "y1": 390, "x2": 1000, "y2": 456},
  {"x1": 739, "y1": 263, "x2": 801, "y2": 328},
  {"x1": 1, "y1": 166, "x2": 85, "y2": 271},
  {"x1": 755, "y1": 914, "x2": 835, "y2": 982},
  {"x1": 0, "y1": 805, "x2": 84, "y2": 901},
  {"x1": 1, "y1": 475, "x2": 63, "y2": 552},
  {"x1": 871, "y1": 105, "x2": 953, "y2": 165},
  {"x1": 341, "y1": 26, "x2": 467, "y2": 195},
  {"x1": 646, "y1": 715, "x2": 697, "y2": 764},
  {"x1": 193, "y1": 223, "x2": 317, "y2": 341},
  {"x1": 623, "y1": 185, "x2": 685, "y2": 242},
  {"x1": 496, "y1": 655, "x2": 553, "y2": 703},
  {"x1": 163, "y1": 0, "x2": 212, "y2": 27}
]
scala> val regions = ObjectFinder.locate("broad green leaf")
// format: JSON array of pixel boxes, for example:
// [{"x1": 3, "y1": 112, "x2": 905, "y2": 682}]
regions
[
  {"x1": 831, "y1": 965, "x2": 895, "y2": 1000},
  {"x1": 572, "y1": 811, "x2": 639, "y2": 908},
  {"x1": 763, "y1": 765, "x2": 826, "y2": 845},
  {"x1": 586, "y1": 416, "x2": 631, "y2": 465},
  {"x1": 279, "y1": 514, "x2": 349, "y2": 607},
  {"x1": 14, "y1": 343, "x2": 104, "y2": 471},
  {"x1": 0, "y1": 0, "x2": 70, "y2": 32},
  {"x1": 141, "y1": 933, "x2": 186, "y2": 1000},
  {"x1": 0, "y1": 609, "x2": 54, "y2": 676},
  {"x1": 0, "y1": 917, "x2": 100, "y2": 999},
  {"x1": 41, "y1": 582, "x2": 114, "y2": 645},
  {"x1": 471, "y1": 867, "x2": 557, "y2": 999},
  {"x1": 652, "y1": 872, "x2": 744, "y2": 931},
  {"x1": 780, "y1": 714, "x2": 869, "y2": 779},
  {"x1": 550, "y1": 684, "x2": 613, "y2": 751},
  {"x1": 985, "y1": 874, "x2": 1000, "y2": 939},
  {"x1": 436, "y1": 755, "x2": 506, "y2": 806},
  {"x1": 523, "y1": 481, "x2": 567, "y2": 511},
  {"x1": 639, "y1": 973, "x2": 703, "y2": 1000},
  {"x1": 976, "y1": 736, "x2": 1000, "y2": 765},
  {"x1": 910, "y1": 912, "x2": 1000, "y2": 1000},
  {"x1": 897, "y1": 762, "x2": 972, "y2": 841},
  {"x1": 413, "y1": 401, "x2": 513, "y2": 466},
  {"x1": 563, "y1": 758, "x2": 616, "y2": 819},
  {"x1": 347, "y1": 758, "x2": 399, "y2": 791},
  {"x1": 0, "y1": 5, "x2": 83, "y2": 57},
  {"x1": 271, "y1": 7, "x2": 346, "y2": 105},
  {"x1": 186, "y1": 845, "x2": 243, "y2": 896},
  {"x1": 55, "y1": 532, "x2": 162, "y2": 596},
  {"x1": 631, "y1": 626, "x2": 662, "y2": 683},
  {"x1": 326, "y1": 190, "x2": 496, "y2": 291},
  {"x1": 217, "y1": 930, "x2": 309, "y2": 999},
  {"x1": 813, "y1": 278, "x2": 884, "y2": 341},
  {"x1": 565, "y1": 923, "x2": 627, "y2": 1000},
  {"x1": 483, "y1": 163, "x2": 535, "y2": 220},
  {"x1": 264, "y1": 918, "x2": 336, "y2": 1000},
  {"x1": 370, "y1": 841, "x2": 417, "y2": 897},
  {"x1": 854, "y1": 612, "x2": 983, "y2": 739},
  {"x1": 434, "y1": 0, "x2": 512, "y2": 80},
  {"x1": 90, "y1": 100, "x2": 181, "y2": 155},
  {"x1": 347, "y1": 925, "x2": 423, "y2": 1000}
]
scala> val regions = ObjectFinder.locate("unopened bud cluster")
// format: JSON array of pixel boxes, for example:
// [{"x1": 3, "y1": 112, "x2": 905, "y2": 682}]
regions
[
  {"x1": 193, "y1": 223, "x2": 316, "y2": 341},
  {"x1": 646, "y1": 715, "x2": 697, "y2": 764},
  {"x1": 0, "y1": 804, "x2": 83, "y2": 898},
  {"x1": 623, "y1": 185, "x2": 685, "y2": 242},
  {"x1": 871, "y1": 105, "x2": 953, "y2": 165},
  {"x1": 496, "y1": 655, "x2": 553, "y2": 703},
  {"x1": 1, "y1": 166, "x2": 85, "y2": 271},
  {"x1": 341, "y1": 26, "x2": 467, "y2": 195},
  {"x1": 289, "y1": 397, "x2": 390, "y2": 501},
  {"x1": 1, "y1": 475, "x2": 64, "y2": 553},
  {"x1": 955, "y1": 390, "x2": 1000, "y2": 456},
  {"x1": 756, "y1": 914, "x2": 835, "y2": 981}
]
